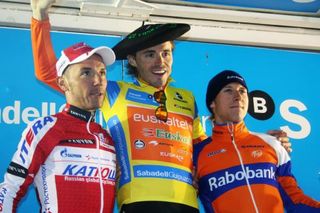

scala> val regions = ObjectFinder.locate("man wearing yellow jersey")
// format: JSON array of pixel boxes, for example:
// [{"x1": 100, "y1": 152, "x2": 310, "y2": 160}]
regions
[{"x1": 30, "y1": 0, "x2": 291, "y2": 212}]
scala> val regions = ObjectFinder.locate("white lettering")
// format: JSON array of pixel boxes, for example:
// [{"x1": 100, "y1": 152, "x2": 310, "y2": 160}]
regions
[
  {"x1": 2, "y1": 100, "x2": 20, "y2": 124},
  {"x1": 208, "y1": 166, "x2": 276, "y2": 191},
  {"x1": 0, "y1": 101, "x2": 67, "y2": 125},
  {"x1": 280, "y1": 100, "x2": 311, "y2": 139},
  {"x1": 22, "y1": 107, "x2": 40, "y2": 123},
  {"x1": 133, "y1": 113, "x2": 189, "y2": 129},
  {"x1": 253, "y1": 97, "x2": 267, "y2": 113},
  {"x1": 201, "y1": 115, "x2": 211, "y2": 133}
]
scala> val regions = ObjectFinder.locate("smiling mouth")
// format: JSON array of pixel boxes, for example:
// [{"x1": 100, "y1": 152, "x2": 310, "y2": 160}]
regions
[{"x1": 152, "y1": 68, "x2": 166, "y2": 75}]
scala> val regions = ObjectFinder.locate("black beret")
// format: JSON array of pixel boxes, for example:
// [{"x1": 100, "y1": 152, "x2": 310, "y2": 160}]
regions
[
  {"x1": 112, "y1": 23, "x2": 190, "y2": 60},
  {"x1": 206, "y1": 70, "x2": 248, "y2": 113}
]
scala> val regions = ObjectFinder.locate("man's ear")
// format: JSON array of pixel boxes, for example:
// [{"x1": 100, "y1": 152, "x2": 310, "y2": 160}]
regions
[
  {"x1": 57, "y1": 76, "x2": 69, "y2": 92},
  {"x1": 209, "y1": 101, "x2": 215, "y2": 112},
  {"x1": 127, "y1": 55, "x2": 137, "y2": 67}
]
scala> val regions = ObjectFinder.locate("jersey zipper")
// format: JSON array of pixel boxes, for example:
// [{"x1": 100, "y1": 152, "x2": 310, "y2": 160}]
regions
[
  {"x1": 86, "y1": 113, "x2": 104, "y2": 213},
  {"x1": 227, "y1": 122, "x2": 259, "y2": 213}
]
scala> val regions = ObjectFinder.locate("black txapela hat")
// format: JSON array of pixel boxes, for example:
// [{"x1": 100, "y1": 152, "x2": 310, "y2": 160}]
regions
[
  {"x1": 206, "y1": 70, "x2": 248, "y2": 113},
  {"x1": 112, "y1": 23, "x2": 190, "y2": 60}
]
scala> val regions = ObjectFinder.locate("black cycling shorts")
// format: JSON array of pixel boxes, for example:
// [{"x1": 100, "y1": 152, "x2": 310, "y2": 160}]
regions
[{"x1": 119, "y1": 201, "x2": 199, "y2": 213}]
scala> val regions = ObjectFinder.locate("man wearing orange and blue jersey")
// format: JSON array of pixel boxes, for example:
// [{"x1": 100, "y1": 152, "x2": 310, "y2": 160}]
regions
[{"x1": 194, "y1": 70, "x2": 320, "y2": 213}]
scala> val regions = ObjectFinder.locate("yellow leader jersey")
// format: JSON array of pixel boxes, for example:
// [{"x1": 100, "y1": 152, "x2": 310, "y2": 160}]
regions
[{"x1": 103, "y1": 78, "x2": 207, "y2": 208}]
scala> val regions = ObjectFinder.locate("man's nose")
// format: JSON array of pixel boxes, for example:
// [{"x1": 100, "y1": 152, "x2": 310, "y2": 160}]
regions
[
  {"x1": 233, "y1": 90, "x2": 241, "y2": 100},
  {"x1": 155, "y1": 54, "x2": 164, "y2": 64},
  {"x1": 93, "y1": 72, "x2": 103, "y2": 85}
]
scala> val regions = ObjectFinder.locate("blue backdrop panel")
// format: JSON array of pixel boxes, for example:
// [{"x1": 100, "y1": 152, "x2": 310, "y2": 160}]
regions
[
  {"x1": 1, "y1": 26, "x2": 319, "y2": 212},
  {"x1": 181, "y1": 0, "x2": 320, "y2": 13}
]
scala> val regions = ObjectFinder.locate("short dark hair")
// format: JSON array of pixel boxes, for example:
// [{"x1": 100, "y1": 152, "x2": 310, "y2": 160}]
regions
[{"x1": 126, "y1": 59, "x2": 138, "y2": 77}]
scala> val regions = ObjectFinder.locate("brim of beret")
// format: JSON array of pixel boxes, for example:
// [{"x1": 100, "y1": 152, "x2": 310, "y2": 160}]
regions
[{"x1": 112, "y1": 23, "x2": 190, "y2": 60}]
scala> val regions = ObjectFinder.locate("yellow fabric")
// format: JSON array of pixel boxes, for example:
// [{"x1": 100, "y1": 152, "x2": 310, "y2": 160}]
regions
[{"x1": 102, "y1": 78, "x2": 207, "y2": 208}]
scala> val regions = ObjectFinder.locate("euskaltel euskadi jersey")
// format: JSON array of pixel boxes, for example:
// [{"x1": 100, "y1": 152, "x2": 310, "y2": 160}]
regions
[{"x1": 103, "y1": 78, "x2": 207, "y2": 208}]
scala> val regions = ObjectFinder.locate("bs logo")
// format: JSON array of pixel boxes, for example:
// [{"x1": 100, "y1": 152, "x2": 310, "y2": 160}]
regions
[
  {"x1": 247, "y1": 90, "x2": 311, "y2": 139},
  {"x1": 248, "y1": 90, "x2": 275, "y2": 120}
]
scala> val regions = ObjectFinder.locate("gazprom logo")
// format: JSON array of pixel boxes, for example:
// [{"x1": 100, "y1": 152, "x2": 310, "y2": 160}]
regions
[
  {"x1": 60, "y1": 148, "x2": 82, "y2": 158},
  {"x1": 208, "y1": 166, "x2": 275, "y2": 191}
]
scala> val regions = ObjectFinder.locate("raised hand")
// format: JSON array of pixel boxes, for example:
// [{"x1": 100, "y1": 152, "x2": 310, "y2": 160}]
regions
[{"x1": 31, "y1": 0, "x2": 56, "y2": 20}]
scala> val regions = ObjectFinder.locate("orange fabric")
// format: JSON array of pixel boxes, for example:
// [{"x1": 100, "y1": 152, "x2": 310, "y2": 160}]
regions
[
  {"x1": 31, "y1": 18, "x2": 62, "y2": 92},
  {"x1": 194, "y1": 121, "x2": 320, "y2": 212}
]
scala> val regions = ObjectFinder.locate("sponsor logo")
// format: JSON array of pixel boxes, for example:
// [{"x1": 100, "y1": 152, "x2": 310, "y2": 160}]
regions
[
  {"x1": 0, "y1": 101, "x2": 64, "y2": 125},
  {"x1": 208, "y1": 166, "x2": 275, "y2": 191},
  {"x1": 7, "y1": 162, "x2": 28, "y2": 178},
  {"x1": 41, "y1": 166, "x2": 50, "y2": 205},
  {"x1": 241, "y1": 145, "x2": 265, "y2": 149},
  {"x1": 69, "y1": 109, "x2": 87, "y2": 120},
  {"x1": 142, "y1": 128, "x2": 155, "y2": 137},
  {"x1": 62, "y1": 164, "x2": 116, "y2": 180},
  {"x1": 0, "y1": 187, "x2": 8, "y2": 210},
  {"x1": 60, "y1": 148, "x2": 82, "y2": 159},
  {"x1": 133, "y1": 113, "x2": 189, "y2": 130},
  {"x1": 160, "y1": 151, "x2": 184, "y2": 162},
  {"x1": 251, "y1": 150, "x2": 263, "y2": 158},
  {"x1": 43, "y1": 207, "x2": 53, "y2": 213},
  {"x1": 60, "y1": 139, "x2": 95, "y2": 144},
  {"x1": 135, "y1": 169, "x2": 192, "y2": 184},
  {"x1": 19, "y1": 116, "x2": 55, "y2": 164},
  {"x1": 134, "y1": 139, "x2": 145, "y2": 149},
  {"x1": 174, "y1": 104, "x2": 191, "y2": 111},
  {"x1": 248, "y1": 90, "x2": 275, "y2": 120},
  {"x1": 174, "y1": 92, "x2": 187, "y2": 103},
  {"x1": 85, "y1": 155, "x2": 116, "y2": 163},
  {"x1": 156, "y1": 129, "x2": 190, "y2": 144},
  {"x1": 142, "y1": 128, "x2": 190, "y2": 145},
  {"x1": 148, "y1": 141, "x2": 159, "y2": 146},
  {"x1": 125, "y1": 89, "x2": 154, "y2": 105},
  {"x1": 207, "y1": 149, "x2": 227, "y2": 157},
  {"x1": 97, "y1": 133, "x2": 115, "y2": 150},
  {"x1": 227, "y1": 75, "x2": 244, "y2": 81},
  {"x1": 177, "y1": 149, "x2": 189, "y2": 156}
]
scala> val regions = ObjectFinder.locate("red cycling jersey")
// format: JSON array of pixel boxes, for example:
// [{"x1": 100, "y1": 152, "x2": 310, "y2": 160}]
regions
[
  {"x1": 194, "y1": 121, "x2": 320, "y2": 213},
  {"x1": 0, "y1": 104, "x2": 116, "y2": 213}
]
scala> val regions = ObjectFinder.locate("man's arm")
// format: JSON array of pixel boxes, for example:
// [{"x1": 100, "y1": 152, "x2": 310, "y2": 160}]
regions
[
  {"x1": 0, "y1": 119, "x2": 49, "y2": 211},
  {"x1": 31, "y1": 0, "x2": 62, "y2": 92}
]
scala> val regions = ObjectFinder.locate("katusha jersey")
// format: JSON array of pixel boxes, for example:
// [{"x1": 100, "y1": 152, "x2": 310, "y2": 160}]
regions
[
  {"x1": 30, "y1": 18, "x2": 207, "y2": 210},
  {"x1": 0, "y1": 105, "x2": 116, "y2": 213},
  {"x1": 194, "y1": 121, "x2": 320, "y2": 213}
]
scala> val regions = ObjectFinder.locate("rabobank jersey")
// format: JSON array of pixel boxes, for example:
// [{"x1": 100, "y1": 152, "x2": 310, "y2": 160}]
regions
[
  {"x1": 103, "y1": 78, "x2": 207, "y2": 208},
  {"x1": 193, "y1": 121, "x2": 320, "y2": 213},
  {"x1": 30, "y1": 18, "x2": 207, "y2": 209}
]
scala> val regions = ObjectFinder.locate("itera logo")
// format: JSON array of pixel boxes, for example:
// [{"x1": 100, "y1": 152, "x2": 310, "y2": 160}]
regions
[{"x1": 0, "y1": 100, "x2": 65, "y2": 125}]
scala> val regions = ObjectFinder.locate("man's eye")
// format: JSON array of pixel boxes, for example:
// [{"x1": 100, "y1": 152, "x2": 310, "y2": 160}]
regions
[
  {"x1": 145, "y1": 52, "x2": 154, "y2": 57},
  {"x1": 163, "y1": 51, "x2": 171, "y2": 57},
  {"x1": 81, "y1": 70, "x2": 90, "y2": 76},
  {"x1": 100, "y1": 70, "x2": 106, "y2": 76},
  {"x1": 223, "y1": 88, "x2": 232, "y2": 93}
]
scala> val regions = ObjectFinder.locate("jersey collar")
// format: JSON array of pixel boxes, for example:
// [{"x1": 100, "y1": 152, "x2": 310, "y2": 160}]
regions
[
  {"x1": 63, "y1": 104, "x2": 95, "y2": 122},
  {"x1": 133, "y1": 76, "x2": 175, "y2": 90}
]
